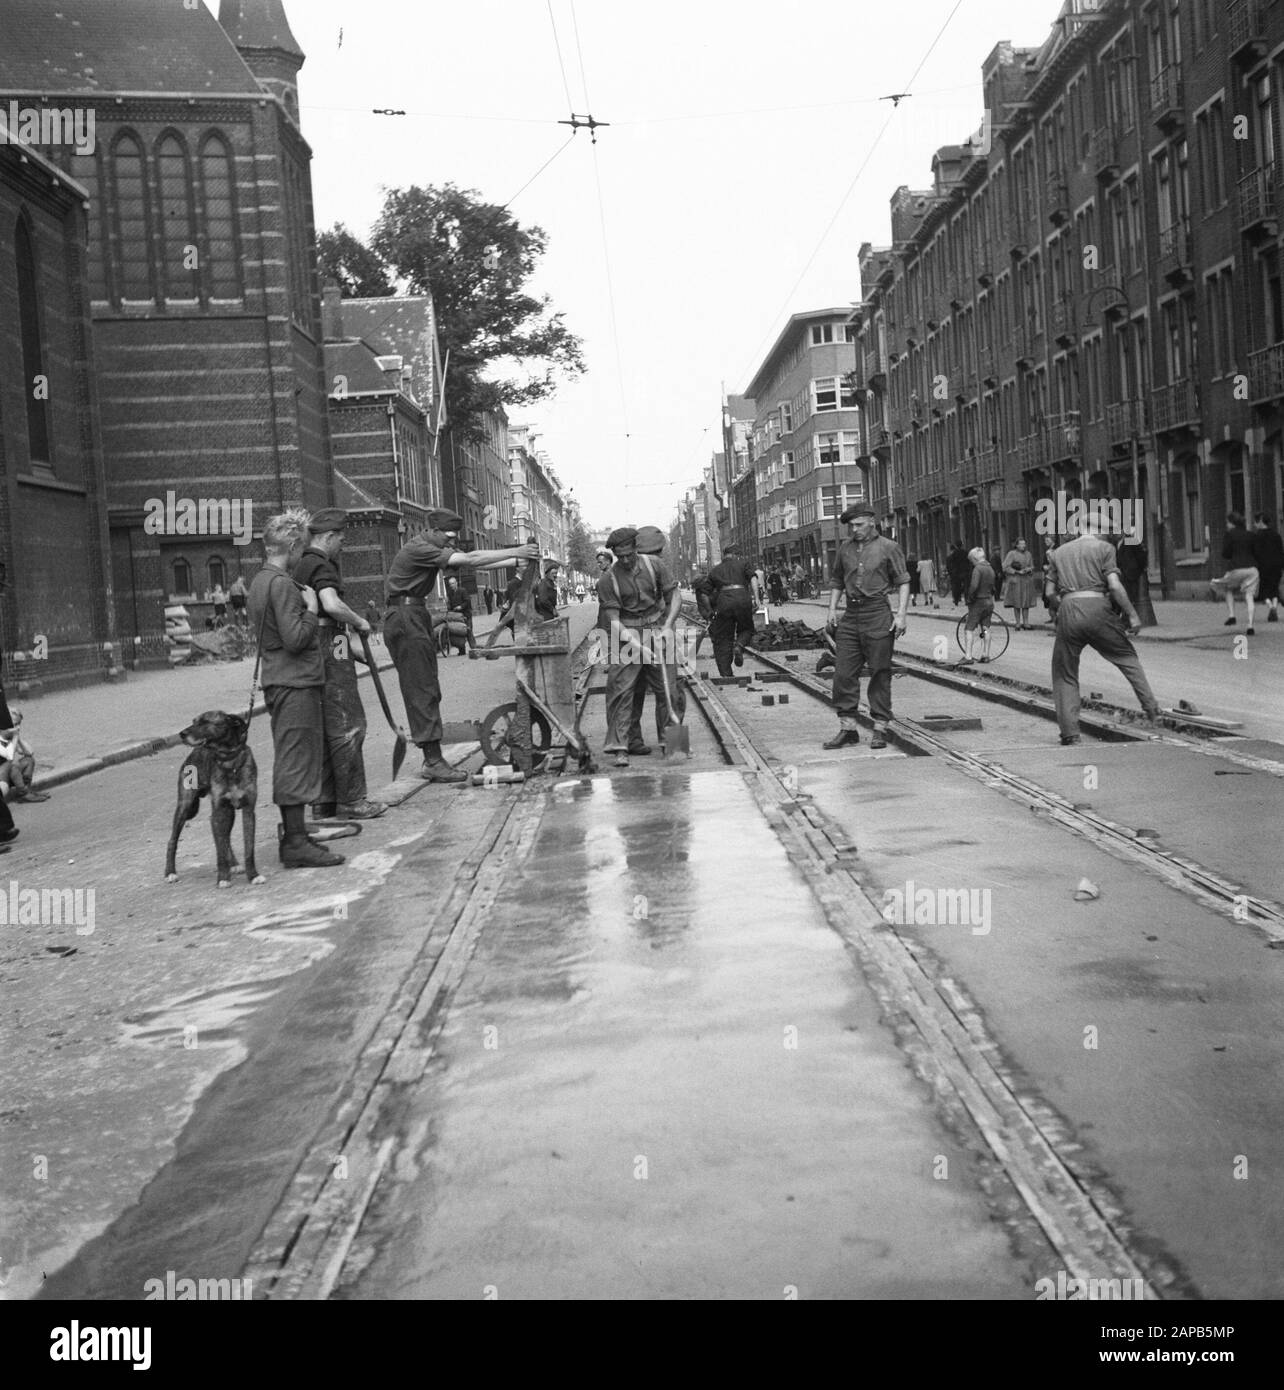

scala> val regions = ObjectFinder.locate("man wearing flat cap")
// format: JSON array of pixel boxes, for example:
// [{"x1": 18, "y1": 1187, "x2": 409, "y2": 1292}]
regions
[
  {"x1": 824, "y1": 504, "x2": 910, "y2": 750},
  {"x1": 385, "y1": 509, "x2": 538, "y2": 782},
  {"x1": 535, "y1": 560, "x2": 561, "y2": 622},
  {"x1": 596, "y1": 526, "x2": 681, "y2": 767},
  {"x1": 291, "y1": 509, "x2": 386, "y2": 821}
]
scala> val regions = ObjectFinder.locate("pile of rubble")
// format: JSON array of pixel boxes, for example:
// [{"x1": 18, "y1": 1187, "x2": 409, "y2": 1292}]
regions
[{"x1": 749, "y1": 618, "x2": 828, "y2": 651}]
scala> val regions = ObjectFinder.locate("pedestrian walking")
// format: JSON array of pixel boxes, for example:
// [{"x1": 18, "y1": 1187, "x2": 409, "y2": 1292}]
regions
[
  {"x1": 1210, "y1": 512, "x2": 1261, "y2": 634},
  {"x1": 597, "y1": 527, "x2": 681, "y2": 768},
  {"x1": 946, "y1": 542, "x2": 969, "y2": 606},
  {"x1": 246, "y1": 510, "x2": 344, "y2": 870},
  {"x1": 916, "y1": 555, "x2": 937, "y2": 608},
  {"x1": 483, "y1": 584, "x2": 495, "y2": 616},
  {"x1": 384, "y1": 509, "x2": 538, "y2": 782},
  {"x1": 769, "y1": 568, "x2": 787, "y2": 606},
  {"x1": 1001, "y1": 538, "x2": 1038, "y2": 629},
  {"x1": 292, "y1": 509, "x2": 386, "y2": 822},
  {"x1": 960, "y1": 548, "x2": 997, "y2": 663},
  {"x1": 1045, "y1": 515, "x2": 1160, "y2": 745},
  {"x1": 988, "y1": 547, "x2": 1006, "y2": 603},
  {"x1": 823, "y1": 504, "x2": 910, "y2": 751},
  {"x1": 0, "y1": 561, "x2": 22, "y2": 849},
  {"x1": 445, "y1": 576, "x2": 479, "y2": 655},
  {"x1": 1252, "y1": 513, "x2": 1283, "y2": 622},
  {"x1": 1116, "y1": 529, "x2": 1149, "y2": 614},
  {"x1": 706, "y1": 545, "x2": 759, "y2": 677},
  {"x1": 907, "y1": 555, "x2": 922, "y2": 607}
]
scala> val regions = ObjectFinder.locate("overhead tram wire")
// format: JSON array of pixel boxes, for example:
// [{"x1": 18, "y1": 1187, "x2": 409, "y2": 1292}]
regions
[
  {"x1": 733, "y1": 0, "x2": 971, "y2": 389},
  {"x1": 503, "y1": 131, "x2": 579, "y2": 209},
  {"x1": 546, "y1": 0, "x2": 577, "y2": 114}
]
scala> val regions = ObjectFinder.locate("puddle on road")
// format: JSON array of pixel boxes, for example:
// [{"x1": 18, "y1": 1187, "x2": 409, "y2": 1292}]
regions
[{"x1": 121, "y1": 980, "x2": 285, "y2": 1050}]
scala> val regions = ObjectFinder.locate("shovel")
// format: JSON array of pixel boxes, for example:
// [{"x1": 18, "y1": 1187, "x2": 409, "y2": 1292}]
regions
[
  {"x1": 359, "y1": 632, "x2": 410, "y2": 780},
  {"x1": 656, "y1": 654, "x2": 691, "y2": 758}
]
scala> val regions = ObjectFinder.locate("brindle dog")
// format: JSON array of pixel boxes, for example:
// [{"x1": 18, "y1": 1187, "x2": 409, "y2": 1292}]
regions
[{"x1": 164, "y1": 711, "x2": 265, "y2": 888}]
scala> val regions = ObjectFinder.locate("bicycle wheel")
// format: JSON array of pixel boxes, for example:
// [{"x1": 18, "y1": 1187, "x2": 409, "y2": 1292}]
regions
[{"x1": 985, "y1": 610, "x2": 1010, "y2": 659}]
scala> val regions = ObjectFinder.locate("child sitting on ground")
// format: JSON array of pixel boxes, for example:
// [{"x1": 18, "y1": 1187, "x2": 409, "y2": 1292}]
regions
[{"x1": 0, "y1": 713, "x2": 48, "y2": 802}]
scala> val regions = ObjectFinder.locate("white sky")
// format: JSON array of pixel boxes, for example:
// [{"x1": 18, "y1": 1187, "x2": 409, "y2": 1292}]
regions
[{"x1": 216, "y1": 1, "x2": 1063, "y2": 530}]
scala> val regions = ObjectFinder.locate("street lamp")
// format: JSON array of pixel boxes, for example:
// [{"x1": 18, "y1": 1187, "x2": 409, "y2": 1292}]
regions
[{"x1": 1083, "y1": 284, "x2": 1158, "y2": 628}]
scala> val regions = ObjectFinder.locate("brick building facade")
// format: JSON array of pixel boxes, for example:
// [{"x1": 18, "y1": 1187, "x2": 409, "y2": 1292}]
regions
[
  {"x1": 0, "y1": 0, "x2": 334, "y2": 665},
  {"x1": 0, "y1": 140, "x2": 117, "y2": 693}
]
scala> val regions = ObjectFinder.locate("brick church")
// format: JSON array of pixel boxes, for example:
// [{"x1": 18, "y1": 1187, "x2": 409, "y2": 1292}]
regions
[{"x1": 0, "y1": 0, "x2": 332, "y2": 682}]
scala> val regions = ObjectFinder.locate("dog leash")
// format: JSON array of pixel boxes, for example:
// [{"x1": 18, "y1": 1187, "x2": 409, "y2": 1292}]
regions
[{"x1": 242, "y1": 583, "x2": 274, "y2": 739}]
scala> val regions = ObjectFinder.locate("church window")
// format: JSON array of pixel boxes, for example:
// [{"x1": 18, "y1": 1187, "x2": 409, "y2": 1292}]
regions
[
  {"x1": 157, "y1": 134, "x2": 199, "y2": 302},
  {"x1": 199, "y1": 134, "x2": 241, "y2": 300},
  {"x1": 15, "y1": 216, "x2": 52, "y2": 465},
  {"x1": 111, "y1": 134, "x2": 153, "y2": 301}
]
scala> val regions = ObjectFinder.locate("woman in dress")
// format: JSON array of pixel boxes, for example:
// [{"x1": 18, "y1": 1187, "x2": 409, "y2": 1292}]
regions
[{"x1": 1001, "y1": 537, "x2": 1038, "y2": 630}]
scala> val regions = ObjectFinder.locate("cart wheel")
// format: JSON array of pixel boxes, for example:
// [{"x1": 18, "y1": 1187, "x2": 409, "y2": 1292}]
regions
[{"x1": 479, "y1": 702, "x2": 553, "y2": 769}]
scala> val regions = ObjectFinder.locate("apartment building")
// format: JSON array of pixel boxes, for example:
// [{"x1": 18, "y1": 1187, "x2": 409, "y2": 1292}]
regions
[
  {"x1": 853, "y1": 0, "x2": 1284, "y2": 597},
  {"x1": 508, "y1": 425, "x2": 568, "y2": 560},
  {"x1": 741, "y1": 310, "x2": 866, "y2": 581}
]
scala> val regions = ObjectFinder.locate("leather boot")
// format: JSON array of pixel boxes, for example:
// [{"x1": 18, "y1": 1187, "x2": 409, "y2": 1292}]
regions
[
  {"x1": 822, "y1": 729, "x2": 860, "y2": 749},
  {"x1": 280, "y1": 834, "x2": 345, "y2": 869}
]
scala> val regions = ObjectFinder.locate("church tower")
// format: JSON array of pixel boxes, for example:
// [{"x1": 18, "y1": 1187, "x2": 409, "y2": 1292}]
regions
[{"x1": 218, "y1": 0, "x2": 305, "y2": 123}]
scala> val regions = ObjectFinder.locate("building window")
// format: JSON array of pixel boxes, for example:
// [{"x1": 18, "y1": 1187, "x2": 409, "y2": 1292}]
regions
[
  {"x1": 67, "y1": 151, "x2": 108, "y2": 300},
  {"x1": 173, "y1": 558, "x2": 193, "y2": 596},
  {"x1": 811, "y1": 323, "x2": 836, "y2": 345},
  {"x1": 208, "y1": 557, "x2": 227, "y2": 590},
  {"x1": 813, "y1": 378, "x2": 838, "y2": 412},
  {"x1": 199, "y1": 134, "x2": 242, "y2": 301},
  {"x1": 15, "y1": 217, "x2": 52, "y2": 466},
  {"x1": 157, "y1": 134, "x2": 200, "y2": 303},
  {"x1": 111, "y1": 133, "x2": 153, "y2": 302},
  {"x1": 780, "y1": 401, "x2": 793, "y2": 434},
  {"x1": 1181, "y1": 457, "x2": 1204, "y2": 554}
]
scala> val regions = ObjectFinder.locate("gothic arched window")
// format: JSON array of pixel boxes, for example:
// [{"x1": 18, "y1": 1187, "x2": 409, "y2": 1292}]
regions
[
  {"x1": 156, "y1": 133, "x2": 199, "y2": 302},
  {"x1": 199, "y1": 133, "x2": 241, "y2": 301},
  {"x1": 15, "y1": 216, "x2": 52, "y2": 466},
  {"x1": 111, "y1": 133, "x2": 153, "y2": 301}
]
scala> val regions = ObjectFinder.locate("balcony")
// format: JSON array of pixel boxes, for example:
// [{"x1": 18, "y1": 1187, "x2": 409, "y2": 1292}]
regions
[
  {"x1": 1045, "y1": 170, "x2": 1069, "y2": 226},
  {"x1": 1106, "y1": 399, "x2": 1148, "y2": 448},
  {"x1": 1248, "y1": 343, "x2": 1284, "y2": 405},
  {"x1": 868, "y1": 421, "x2": 890, "y2": 454},
  {"x1": 960, "y1": 447, "x2": 1001, "y2": 491},
  {"x1": 1228, "y1": 0, "x2": 1268, "y2": 65},
  {"x1": 1045, "y1": 412, "x2": 1082, "y2": 466},
  {"x1": 1090, "y1": 126, "x2": 1120, "y2": 181},
  {"x1": 1157, "y1": 217, "x2": 1193, "y2": 286},
  {"x1": 1149, "y1": 66, "x2": 1184, "y2": 132},
  {"x1": 865, "y1": 346, "x2": 888, "y2": 389},
  {"x1": 1150, "y1": 379, "x2": 1199, "y2": 434},
  {"x1": 1017, "y1": 434, "x2": 1044, "y2": 472},
  {"x1": 1050, "y1": 298, "x2": 1077, "y2": 347},
  {"x1": 1239, "y1": 166, "x2": 1278, "y2": 240},
  {"x1": 872, "y1": 493, "x2": 893, "y2": 521}
]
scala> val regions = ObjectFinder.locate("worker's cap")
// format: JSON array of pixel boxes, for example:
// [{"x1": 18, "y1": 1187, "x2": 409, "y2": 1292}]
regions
[
  {"x1": 543, "y1": 560, "x2": 561, "y2": 572},
  {"x1": 307, "y1": 508, "x2": 348, "y2": 534},
  {"x1": 606, "y1": 526, "x2": 639, "y2": 551},
  {"x1": 594, "y1": 546, "x2": 612, "y2": 560},
  {"x1": 635, "y1": 525, "x2": 666, "y2": 555},
  {"x1": 839, "y1": 504, "x2": 876, "y2": 523},
  {"x1": 427, "y1": 509, "x2": 465, "y2": 533}
]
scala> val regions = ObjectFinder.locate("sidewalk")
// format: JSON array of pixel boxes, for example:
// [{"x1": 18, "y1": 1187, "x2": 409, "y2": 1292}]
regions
[
  {"x1": 9, "y1": 611, "x2": 516, "y2": 791},
  {"x1": 780, "y1": 593, "x2": 1235, "y2": 642}
]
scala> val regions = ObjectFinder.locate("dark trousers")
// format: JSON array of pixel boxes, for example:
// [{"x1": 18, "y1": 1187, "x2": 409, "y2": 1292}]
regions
[
  {"x1": 384, "y1": 605, "x2": 443, "y2": 745},
  {"x1": 949, "y1": 573, "x2": 966, "y2": 603},
  {"x1": 710, "y1": 594, "x2": 754, "y2": 677},
  {"x1": 317, "y1": 633, "x2": 369, "y2": 806},
  {"x1": 832, "y1": 606, "x2": 895, "y2": 726},
  {"x1": 1051, "y1": 596, "x2": 1159, "y2": 737},
  {"x1": 0, "y1": 684, "x2": 14, "y2": 833},
  {"x1": 265, "y1": 685, "x2": 325, "y2": 806}
]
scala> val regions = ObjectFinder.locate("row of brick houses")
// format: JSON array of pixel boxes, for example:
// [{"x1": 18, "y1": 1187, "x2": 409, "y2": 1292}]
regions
[
  {"x1": 718, "y1": 0, "x2": 1284, "y2": 601},
  {"x1": 0, "y1": 0, "x2": 570, "y2": 691}
]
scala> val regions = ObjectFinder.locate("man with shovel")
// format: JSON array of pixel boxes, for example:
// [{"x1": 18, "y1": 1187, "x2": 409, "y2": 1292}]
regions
[
  {"x1": 292, "y1": 509, "x2": 386, "y2": 822},
  {"x1": 596, "y1": 527, "x2": 682, "y2": 768},
  {"x1": 385, "y1": 510, "x2": 539, "y2": 782}
]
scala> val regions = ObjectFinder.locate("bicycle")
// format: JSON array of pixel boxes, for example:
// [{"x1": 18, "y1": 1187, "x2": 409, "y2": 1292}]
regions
[{"x1": 954, "y1": 607, "x2": 1010, "y2": 663}]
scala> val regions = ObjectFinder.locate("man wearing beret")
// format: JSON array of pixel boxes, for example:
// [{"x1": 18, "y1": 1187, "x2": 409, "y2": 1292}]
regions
[
  {"x1": 292, "y1": 509, "x2": 386, "y2": 821},
  {"x1": 385, "y1": 510, "x2": 538, "y2": 782},
  {"x1": 596, "y1": 526, "x2": 681, "y2": 767},
  {"x1": 824, "y1": 504, "x2": 910, "y2": 750}
]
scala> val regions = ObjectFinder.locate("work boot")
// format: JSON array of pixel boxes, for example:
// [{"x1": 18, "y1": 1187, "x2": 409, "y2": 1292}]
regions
[
  {"x1": 279, "y1": 834, "x2": 345, "y2": 869},
  {"x1": 870, "y1": 726, "x2": 889, "y2": 750},
  {"x1": 822, "y1": 729, "x2": 860, "y2": 750},
  {"x1": 421, "y1": 757, "x2": 467, "y2": 784},
  {"x1": 1269, "y1": 608, "x2": 1279, "y2": 622},
  {"x1": 733, "y1": 643, "x2": 744, "y2": 668},
  {"x1": 338, "y1": 799, "x2": 387, "y2": 819},
  {"x1": 627, "y1": 743, "x2": 652, "y2": 756},
  {"x1": 311, "y1": 802, "x2": 339, "y2": 820},
  {"x1": 1224, "y1": 617, "x2": 1236, "y2": 626},
  {"x1": 1060, "y1": 734, "x2": 1081, "y2": 746}
]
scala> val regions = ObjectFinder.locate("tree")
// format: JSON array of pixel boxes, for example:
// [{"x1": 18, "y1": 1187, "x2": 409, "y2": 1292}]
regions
[
  {"x1": 566, "y1": 518, "x2": 596, "y2": 576},
  {"x1": 317, "y1": 224, "x2": 394, "y2": 299},
  {"x1": 366, "y1": 184, "x2": 585, "y2": 442}
]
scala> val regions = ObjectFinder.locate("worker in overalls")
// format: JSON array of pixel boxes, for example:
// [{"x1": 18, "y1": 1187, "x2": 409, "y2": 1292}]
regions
[
  {"x1": 596, "y1": 527, "x2": 681, "y2": 768},
  {"x1": 823, "y1": 503, "x2": 910, "y2": 751}
]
